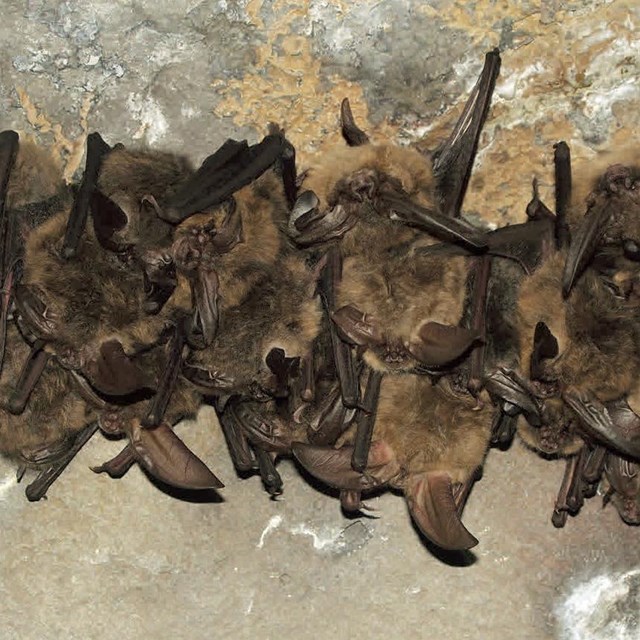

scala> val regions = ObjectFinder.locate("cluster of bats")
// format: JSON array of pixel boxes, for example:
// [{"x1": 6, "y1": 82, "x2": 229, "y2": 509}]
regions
[{"x1": 1, "y1": 48, "x2": 638, "y2": 552}]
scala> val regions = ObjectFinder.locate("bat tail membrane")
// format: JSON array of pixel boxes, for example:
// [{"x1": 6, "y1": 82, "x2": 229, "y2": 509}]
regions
[
  {"x1": 405, "y1": 470, "x2": 479, "y2": 551},
  {"x1": 432, "y1": 48, "x2": 501, "y2": 219},
  {"x1": 61, "y1": 132, "x2": 111, "y2": 259}
]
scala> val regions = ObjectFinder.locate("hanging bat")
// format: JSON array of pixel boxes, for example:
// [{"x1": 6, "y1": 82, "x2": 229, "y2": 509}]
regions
[
  {"x1": 293, "y1": 374, "x2": 493, "y2": 551},
  {"x1": 289, "y1": 48, "x2": 501, "y2": 375}
]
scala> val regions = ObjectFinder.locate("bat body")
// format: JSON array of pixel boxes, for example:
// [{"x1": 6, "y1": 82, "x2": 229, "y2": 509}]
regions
[{"x1": 294, "y1": 374, "x2": 492, "y2": 550}]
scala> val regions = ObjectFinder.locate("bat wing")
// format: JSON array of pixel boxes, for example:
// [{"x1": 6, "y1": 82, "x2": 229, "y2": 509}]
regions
[
  {"x1": 340, "y1": 98, "x2": 370, "y2": 147},
  {"x1": 432, "y1": 48, "x2": 501, "y2": 219},
  {"x1": 61, "y1": 132, "x2": 111, "y2": 258},
  {"x1": 161, "y1": 134, "x2": 287, "y2": 223},
  {"x1": 563, "y1": 390, "x2": 640, "y2": 460},
  {"x1": 0, "y1": 130, "x2": 20, "y2": 374},
  {"x1": 292, "y1": 441, "x2": 399, "y2": 491},
  {"x1": 405, "y1": 470, "x2": 479, "y2": 551},
  {"x1": 129, "y1": 421, "x2": 224, "y2": 490}
]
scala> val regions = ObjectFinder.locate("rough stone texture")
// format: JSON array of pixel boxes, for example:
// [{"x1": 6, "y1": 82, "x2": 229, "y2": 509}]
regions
[{"x1": 0, "y1": 1, "x2": 639, "y2": 639}]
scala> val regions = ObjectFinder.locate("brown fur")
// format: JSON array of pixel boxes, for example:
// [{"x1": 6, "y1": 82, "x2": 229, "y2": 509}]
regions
[
  {"x1": 363, "y1": 376, "x2": 492, "y2": 486},
  {"x1": 185, "y1": 253, "x2": 321, "y2": 398},
  {"x1": 0, "y1": 325, "x2": 94, "y2": 463},
  {"x1": 300, "y1": 143, "x2": 473, "y2": 373}
]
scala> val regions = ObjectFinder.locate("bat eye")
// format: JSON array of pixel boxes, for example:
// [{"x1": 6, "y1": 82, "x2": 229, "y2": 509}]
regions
[{"x1": 623, "y1": 239, "x2": 640, "y2": 261}]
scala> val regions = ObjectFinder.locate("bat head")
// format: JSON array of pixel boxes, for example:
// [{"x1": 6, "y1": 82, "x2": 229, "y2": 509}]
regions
[{"x1": 563, "y1": 162, "x2": 640, "y2": 297}]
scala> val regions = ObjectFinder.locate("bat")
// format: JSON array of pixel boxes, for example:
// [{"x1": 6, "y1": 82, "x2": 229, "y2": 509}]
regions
[
  {"x1": 293, "y1": 374, "x2": 493, "y2": 551},
  {"x1": 282, "y1": 50, "x2": 501, "y2": 475}
]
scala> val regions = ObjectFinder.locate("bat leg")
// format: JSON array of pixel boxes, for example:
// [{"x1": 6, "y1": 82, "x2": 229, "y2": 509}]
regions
[
  {"x1": 217, "y1": 400, "x2": 258, "y2": 472},
  {"x1": 128, "y1": 419, "x2": 223, "y2": 491},
  {"x1": 143, "y1": 326, "x2": 185, "y2": 427},
  {"x1": 292, "y1": 440, "x2": 399, "y2": 491},
  {"x1": 5, "y1": 340, "x2": 49, "y2": 415},
  {"x1": 25, "y1": 422, "x2": 99, "y2": 501},
  {"x1": 141, "y1": 250, "x2": 177, "y2": 314},
  {"x1": 61, "y1": 132, "x2": 111, "y2": 258},
  {"x1": 405, "y1": 470, "x2": 479, "y2": 551},
  {"x1": 432, "y1": 48, "x2": 501, "y2": 219},
  {"x1": 300, "y1": 353, "x2": 315, "y2": 402},
  {"x1": 318, "y1": 249, "x2": 360, "y2": 408},
  {"x1": 551, "y1": 447, "x2": 588, "y2": 528},
  {"x1": 270, "y1": 125, "x2": 297, "y2": 208},
  {"x1": 583, "y1": 444, "x2": 607, "y2": 484},
  {"x1": 553, "y1": 141, "x2": 571, "y2": 249},
  {"x1": 466, "y1": 255, "x2": 491, "y2": 395},
  {"x1": 351, "y1": 367, "x2": 383, "y2": 473},
  {"x1": 91, "y1": 445, "x2": 136, "y2": 478},
  {"x1": 253, "y1": 447, "x2": 283, "y2": 496},
  {"x1": 563, "y1": 391, "x2": 640, "y2": 460}
]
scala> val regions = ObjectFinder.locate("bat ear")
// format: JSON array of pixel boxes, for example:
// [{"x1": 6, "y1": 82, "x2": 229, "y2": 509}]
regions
[
  {"x1": 128, "y1": 421, "x2": 224, "y2": 490},
  {"x1": 331, "y1": 304, "x2": 384, "y2": 347},
  {"x1": 292, "y1": 440, "x2": 399, "y2": 491},
  {"x1": 340, "y1": 98, "x2": 370, "y2": 147},
  {"x1": 408, "y1": 322, "x2": 481, "y2": 367},
  {"x1": 530, "y1": 321, "x2": 559, "y2": 380},
  {"x1": 90, "y1": 190, "x2": 128, "y2": 251},
  {"x1": 85, "y1": 339, "x2": 153, "y2": 396},
  {"x1": 405, "y1": 470, "x2": 479, "y2": 551}
]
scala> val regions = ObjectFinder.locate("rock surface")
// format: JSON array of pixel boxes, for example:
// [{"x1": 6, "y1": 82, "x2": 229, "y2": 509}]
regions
[{"x1": 1, "y1": 1, "x2": 639, "y2": 638}]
